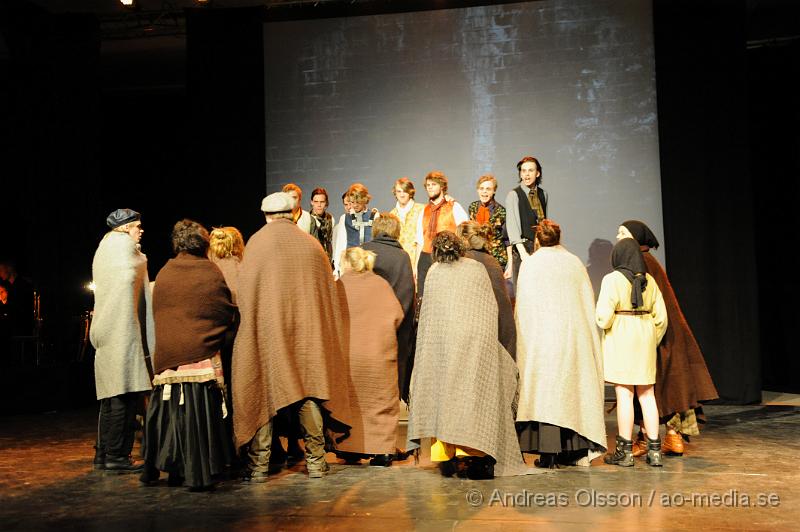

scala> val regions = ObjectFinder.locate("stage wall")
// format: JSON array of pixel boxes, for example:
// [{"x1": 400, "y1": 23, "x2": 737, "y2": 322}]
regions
[{"x1": 263, "y1": 0, "x2": 663, "y2": 282}]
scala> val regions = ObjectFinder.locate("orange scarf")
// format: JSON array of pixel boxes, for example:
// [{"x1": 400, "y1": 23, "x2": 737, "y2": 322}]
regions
[{"x1": 422, "y1": 201, "x2": 456, "y2": 253}]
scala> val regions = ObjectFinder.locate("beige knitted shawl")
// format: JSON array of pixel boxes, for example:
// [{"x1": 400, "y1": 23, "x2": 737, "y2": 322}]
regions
[
  {"x1": 515, "y1": 245, "x2": 607, "y2": 450},
  {"x1": 407, "y1": 258, "x2": 527, "y2": 476}
]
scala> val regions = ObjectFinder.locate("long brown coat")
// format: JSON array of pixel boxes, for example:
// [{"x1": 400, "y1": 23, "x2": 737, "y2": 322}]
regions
[
  {"x1": 231, "y1": 219, "x2": 352, "y2": 448},
  {"x1": 336, "y1": 271, "x2": 403, "y2": 454},
  {"x1": 644, "y1": 252, "x2": 718, "y2": 416},
  {"x1": 361, "y1": 236, "x2": 416, "y2": 401}
]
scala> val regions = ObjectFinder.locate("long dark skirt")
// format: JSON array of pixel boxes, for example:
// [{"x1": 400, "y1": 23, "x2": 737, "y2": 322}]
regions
[
  {"x1": 143, "y1": 381, "x2": 233, "y2": 488},
  {"x1": 516, "y1": 421, "x2": 597, "y2": 455}
]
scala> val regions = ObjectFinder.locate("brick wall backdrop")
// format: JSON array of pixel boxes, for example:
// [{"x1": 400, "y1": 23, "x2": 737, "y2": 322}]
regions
[{"x1": 264, "y1": 0, "x2": 663, "y2": 272}]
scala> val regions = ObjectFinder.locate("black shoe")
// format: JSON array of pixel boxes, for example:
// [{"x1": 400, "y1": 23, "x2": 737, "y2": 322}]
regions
[
  {"x1": 369, "y1": 454, "x2": 393, "y2": 467},
  {"x1": 335, "y1": 451, "x2": 363, "y2": 465},
  {"x1": 465, "y1": 457, "x2": 495, "y2": 480},
  {"x1": 139, "y1": 464, "x2": 160, "y2": 485},
  {"x1": 93, "y1": 448, "x2": 106, "y2": 471},
  {"x1": 104, "y1": 455, "x2": 144, "y2": 473},
  {"x1": 167, "y1": 472, "x2": 185, "y2": 487},
  {"x1": 534, "y1": 453, "x2": 559, "y2": 469},
  {"x1": 438, "y1": 459, "x2": 458, "y2": 477}
]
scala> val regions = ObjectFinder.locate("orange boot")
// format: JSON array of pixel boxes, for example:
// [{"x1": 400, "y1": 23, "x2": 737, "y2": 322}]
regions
[
  {"x1": 632, "y1": 430, "x2": 647, "y2": 457},
  {"x1": 662, "y1": 432, "x2": 685, "y2": 455}
]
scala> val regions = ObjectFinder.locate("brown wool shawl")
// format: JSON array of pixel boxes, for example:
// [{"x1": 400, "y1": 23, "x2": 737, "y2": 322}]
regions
[
  {"x1": 152, "y1": 253, "x2": 237, "y2": 374},
  {"x1": 643, "y1": 252, "x2": 718, "y2": 416},
  {"x1": 231, "y1": 219, "x2": 353, "y2": 448},
  {"x1": 336, "y1": 271, "x2": 404, "y2": 454}
]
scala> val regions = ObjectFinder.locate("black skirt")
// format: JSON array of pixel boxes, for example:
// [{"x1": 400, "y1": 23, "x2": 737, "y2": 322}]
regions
[
  {"x1": 516, "y1": 421, "x2": 598, "y2": 454},
  {"x1": 142, "y1": 381, "x2": 233, "y2": 488}
]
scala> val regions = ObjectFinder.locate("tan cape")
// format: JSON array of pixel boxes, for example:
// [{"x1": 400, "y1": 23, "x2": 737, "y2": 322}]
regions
[
  {"x1": 336, "y1": 271, "x2": 403, "y2": 454},
  {"x1": 231, "y1": 219, "x2": 352, "y2": 448}
]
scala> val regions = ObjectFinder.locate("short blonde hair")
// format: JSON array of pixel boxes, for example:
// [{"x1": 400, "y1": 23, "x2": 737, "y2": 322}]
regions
[
  {"x1": 343, "y1": 247, "x2": 376, "y2": 273},
  {"x1": 372, "y1": 213, "x2": 401, "y2": 239},
  {"x1": 476, "y1": 174, "x2": 497, "y2": 191},
  {"x1": 209, "y1": 226, "x2": 245, "y2": 260},
  {"x1": 347, "y1": 183, "x2": 371, "y2": 206},
  {"x1": 393, "y1": 177, "x2": 416, "y2": 199}
]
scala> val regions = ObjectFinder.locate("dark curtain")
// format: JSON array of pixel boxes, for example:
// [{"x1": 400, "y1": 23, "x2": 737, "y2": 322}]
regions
[
  {"x1": 186, "y1": 7, "x2": 266, "y2": 240},
  {"x1": 653, "y1": 0, "x2": 761, "y2": 403},
  {"x1": 747, "y1": 39, "x2": 800, "y2": 393}
]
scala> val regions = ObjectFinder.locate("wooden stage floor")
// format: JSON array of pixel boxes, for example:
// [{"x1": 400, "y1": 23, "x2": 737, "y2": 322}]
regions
[{"x1": 1, "y1": 398, "x2": 798, "y2": 531}]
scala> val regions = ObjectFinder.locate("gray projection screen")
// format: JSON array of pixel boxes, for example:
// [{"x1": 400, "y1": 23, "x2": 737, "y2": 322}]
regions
[{"x1": 264, "y1": 0, "x2": 664, "y2": 289}]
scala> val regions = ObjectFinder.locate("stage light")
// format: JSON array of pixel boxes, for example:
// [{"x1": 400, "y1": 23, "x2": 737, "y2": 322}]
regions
[
  {"x1": 119, "y1": 0, "x2": 136, "y2": 7},
  {"x1": 86, "y1": 281, "x2": 96, "y2": 292}
]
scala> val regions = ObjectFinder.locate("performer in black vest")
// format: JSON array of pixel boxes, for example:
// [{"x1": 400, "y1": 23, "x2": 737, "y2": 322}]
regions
[{"x1": 504, "y1": 156, "x2": 548, "y2": 289}]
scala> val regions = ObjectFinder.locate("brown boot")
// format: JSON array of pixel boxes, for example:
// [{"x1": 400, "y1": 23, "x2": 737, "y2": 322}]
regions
[
  {"x1": 662, "y1": 432, "x2": 685, "y2": 455},
  {"x1": 632, "y1": 430, "x2": 647, "y2": 457}
]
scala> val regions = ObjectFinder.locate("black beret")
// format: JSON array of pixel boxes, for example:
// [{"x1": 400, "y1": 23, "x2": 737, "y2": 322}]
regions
[{"x1": 106, "y1": 208, "x2": 140, "y2": 229}]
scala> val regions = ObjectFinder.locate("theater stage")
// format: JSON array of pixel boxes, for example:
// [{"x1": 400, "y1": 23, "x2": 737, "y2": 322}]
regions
[{"x1": 1, "y1": 395, "x2": 798, "y2": 531}]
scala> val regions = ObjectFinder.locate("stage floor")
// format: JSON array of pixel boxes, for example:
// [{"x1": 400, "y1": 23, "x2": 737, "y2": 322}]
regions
[{"x1": 1, "y1": 398, "x2": 798, "y2": 531}]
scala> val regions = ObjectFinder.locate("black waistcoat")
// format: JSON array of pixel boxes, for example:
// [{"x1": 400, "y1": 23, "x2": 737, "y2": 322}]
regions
[{"x1": 514, "y1": 185, "x2": 547, "y2": 241}]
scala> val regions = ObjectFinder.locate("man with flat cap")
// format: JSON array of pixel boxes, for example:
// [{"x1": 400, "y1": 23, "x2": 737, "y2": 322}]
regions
[
  {"x1": 89, "y1": 208, "x2": 154, "y2": 472},
  {"x1": 232, "y1": 192, "x2": 353, "y2": 481}
]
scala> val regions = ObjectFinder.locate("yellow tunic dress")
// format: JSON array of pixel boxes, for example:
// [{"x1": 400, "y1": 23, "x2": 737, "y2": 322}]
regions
[{"x1": 596, "y1": 271, "x2": 668, "y2": 385}]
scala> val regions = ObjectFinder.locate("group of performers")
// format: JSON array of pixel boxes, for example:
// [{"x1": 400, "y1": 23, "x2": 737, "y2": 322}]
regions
[{"x1": 88, "y1": 156, "x2": 718, "y2": 490}]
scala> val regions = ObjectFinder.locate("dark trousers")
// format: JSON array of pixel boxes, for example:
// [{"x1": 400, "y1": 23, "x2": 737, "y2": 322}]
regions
[
  {"x1": 511, "y1": 240, "x2": 535, "y2": 290},
  {"x1": 416, "y1": 252, "x2": 434, "y2": 301},
  {"x1": 97, "y1": 392, "x2": 141, "y2": 458}
]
